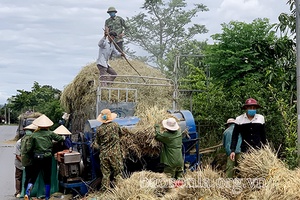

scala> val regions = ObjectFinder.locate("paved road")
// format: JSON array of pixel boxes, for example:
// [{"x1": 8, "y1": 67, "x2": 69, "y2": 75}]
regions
[{"x1": 0, "y1": 125, "x2": 19, "y2": 200}]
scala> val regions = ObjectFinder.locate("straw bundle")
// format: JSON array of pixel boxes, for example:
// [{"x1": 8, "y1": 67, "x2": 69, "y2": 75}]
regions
[
  {"x1": 60, "y1": 59, "x2": 173, "y2": 133},
  {"x1": 237, "y1": 145, "x2": 300, "y2": 199},
  {"x1": 89, "y1": 171, "x2": 172, "y2": 200},
  {"x1": 176, "y1": 166, "x2": 226, "y2": 200},
  {"x1": 237, "y1": 145, "x2": 286, "y2": 179},
  {"x1": 120, "y1": 127, "x2": 141, "y2": 159},
  {"x1": 117, "y1": 106, "x2": 177, "y2": 160},
  {"x1": 130, "y1": 106, "x2": 176, "y2": 158}
]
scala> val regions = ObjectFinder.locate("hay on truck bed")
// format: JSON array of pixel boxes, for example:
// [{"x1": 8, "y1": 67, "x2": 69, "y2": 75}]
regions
[{"x1": 60, "y1": 58, "x2": 174, "y2": 133}]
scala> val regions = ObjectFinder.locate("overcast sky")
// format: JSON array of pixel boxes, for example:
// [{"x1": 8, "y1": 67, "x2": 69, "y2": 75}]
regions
[{"x1": 0, "y1": 0, "x2": 290, "y2": 104}]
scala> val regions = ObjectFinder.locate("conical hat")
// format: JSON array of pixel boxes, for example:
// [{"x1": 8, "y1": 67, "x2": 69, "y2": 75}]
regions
[
  {"x1": 53, "y1": 125, "x2": 71, "y2": 135},
  {"x1": 24, "y1": 123, "x2": 38, "y2": 130},
  {"x1": 32, "y1": 114, "x2": 54, "y2": 127}
]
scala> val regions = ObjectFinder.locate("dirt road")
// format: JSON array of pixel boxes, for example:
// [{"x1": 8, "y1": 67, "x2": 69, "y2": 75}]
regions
[{"x1": 0, "y1": 125, "x2": 18, "y2": 200}]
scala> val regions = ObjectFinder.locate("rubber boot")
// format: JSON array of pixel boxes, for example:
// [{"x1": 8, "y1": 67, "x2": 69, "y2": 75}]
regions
[
  {"x1": 45, "y1": 184, "x2": 51, "y2": 200},
  {"x1": 24, "y1": 183, "x2": 33, "y2": 200}
]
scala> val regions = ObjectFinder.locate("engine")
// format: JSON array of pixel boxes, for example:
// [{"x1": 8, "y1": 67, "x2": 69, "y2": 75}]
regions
[{"x1": 57, "y1": 151, "x2": 82, "y2": 182}]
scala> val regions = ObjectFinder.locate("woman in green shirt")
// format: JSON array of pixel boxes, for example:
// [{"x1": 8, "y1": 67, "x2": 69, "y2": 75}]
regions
[{"x1": 155, "y1": 118, "x2": 184, "y2": 179}]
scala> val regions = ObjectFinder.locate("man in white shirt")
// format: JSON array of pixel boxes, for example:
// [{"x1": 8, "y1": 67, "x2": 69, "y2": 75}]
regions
[{"x1": 96, "y1": 31, "x2": 124, "y2": 87}]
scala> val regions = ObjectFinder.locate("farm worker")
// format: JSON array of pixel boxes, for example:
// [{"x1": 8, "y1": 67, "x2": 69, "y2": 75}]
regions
[
  {"x1": 13, "y1": 129, "x2": 26, "y2": 197},
  {"x1": 95, "y1": 109, "x2": 123, "y2": 192},
  {"x1": 96, "y1": 31, "x2": 125, "y2": 87},
  {"x1": 105, "y1": 6, "x2": 128, "y2": 52},
  {"x1": 20, "y1": 123, "x2": 37, "y2": 197},
  {"x1": 230, "y1": 98, "x2": 266, "y2": 162},
  {"x1": 53, "y1": 125, "x2": 73, "y2": 152},
  {"x1": 155, "y1": 118, "x2": 184, "y2": 181},
  {"x1": 24, "y1": 114, "x2": 64, "y2": 200},
  {"x1": 223, "y1": 118, "x2": 242, "y2": 178}
]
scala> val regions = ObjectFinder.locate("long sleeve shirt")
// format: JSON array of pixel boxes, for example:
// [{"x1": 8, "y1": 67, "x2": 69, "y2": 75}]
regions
[
  {"x1": 223, "y1": 124, "x2": 242, "y2": 156},
  {"x1": 105, "y1": 16, "x2": 128, "y2": 42},
  {"x1": 230, "y1": 113, "x2": 266, "y2": 153},
  {"x1": 96, "y1": 36, "x2": 121, "y2": 68},
  {"x1": 28, "y1": 129, "x2": 64, "y2": 157},
  {"x1": 95, "y1": 122, "x2": 122, "y2": 155},
  {"x1": 155, "y1": 127, "x2": 184, "y2": 167}
]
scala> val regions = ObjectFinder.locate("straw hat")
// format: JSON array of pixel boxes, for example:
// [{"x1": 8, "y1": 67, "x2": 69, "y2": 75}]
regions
[
  {"x1": 162, "y1": 118, "x2": 179, "y2": 131},
  {"x1": 32, "y1": 114, "x2": 54, "y2": 127},
  {"x1": 24, "y1": 123, "x2": 38, "y2": 130},
  {"x1": 53, "y1": 125, "x2": 72, "y2": 135},
  {"x1": 97, "y1": 109, "x2": 117, "y2": 123}
]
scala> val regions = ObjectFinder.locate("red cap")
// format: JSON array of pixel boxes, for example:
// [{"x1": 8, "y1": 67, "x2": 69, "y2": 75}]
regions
[{"x1": 242, "y1": 98, "x2": 260, "y2": 109}]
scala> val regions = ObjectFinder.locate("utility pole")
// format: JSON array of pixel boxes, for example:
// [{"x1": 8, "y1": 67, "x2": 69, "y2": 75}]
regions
[
  {"x1": 8, "y1": 108, "x2": 10, "y2": 125},
  {"x1": 4, "y1": 104, "x2": 7, "y2": 124},
  {"x1": 296, "y1": 0, "x2": 300, "y2": 159}
]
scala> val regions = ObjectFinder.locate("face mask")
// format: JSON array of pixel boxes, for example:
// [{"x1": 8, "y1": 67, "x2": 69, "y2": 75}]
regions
[
  {"x1": 247, "y1": 109, "x2": 256, "y2": 117},
  {"x1": 109, "y1": 12, "x2": 116, "y2": 17}
]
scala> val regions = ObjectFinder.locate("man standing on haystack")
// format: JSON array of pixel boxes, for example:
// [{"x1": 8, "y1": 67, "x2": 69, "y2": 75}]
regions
[
  {"x1": 95, "y1": 109, "x2": 123, "y2": 192},
  {"x1": 230, "y1": 98, "x2": 266, "y2": 162},
  {"x1": 96, "y1": 31, "x2": 124, "y2": 87},
  {"x1": 105, "y1": 6, "x2": 128, "y2": 52},
  {"x1": 155, "y1": 118, "x2": 184, "y2": 186}
]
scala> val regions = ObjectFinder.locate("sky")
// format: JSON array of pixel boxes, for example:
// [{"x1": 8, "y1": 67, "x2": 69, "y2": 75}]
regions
[{"x1": 0, "y1": 0, "x2": 291, "y2": 104}]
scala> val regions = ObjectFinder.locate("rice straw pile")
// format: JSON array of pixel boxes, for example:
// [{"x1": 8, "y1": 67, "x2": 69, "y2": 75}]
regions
[
  {"x1": 176, "y1": 166, "x2": 229, "y2": 200},
  {"x1": 236, "y1": 145, "x2": 300, "y2": 199},
  {"x1": 119, "y1": 106, "x2": 177, "y2": 160},
  {"x1": 87, "y1": 171, "x2": 172, "y2": 200},
  {"x1": 237, "y1": 145, "x2": 286, "y2": 179},
  {"x1": 60, "y1": 59, "x2": 173, "y2": 134},
  {"x1": 85, "y1": 145, "x2": 300, "y2": 200}
]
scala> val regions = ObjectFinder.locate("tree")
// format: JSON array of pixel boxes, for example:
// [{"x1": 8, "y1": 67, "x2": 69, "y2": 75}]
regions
[
  {"x1": 126, "y1": 0, "x2": 208, "y2": 71},
  {"x1": 8, "y1": 82, "x2": 63, "y2": 127},
  {"x1": 205, "y1": 18, "x2": 278, "y2": 90},
  {"x1": 276, "y1": 0, "x2": 295, "y2": 37},
  {"x1": 201, "y1": 18, "x2": 297, "y2": 167}
]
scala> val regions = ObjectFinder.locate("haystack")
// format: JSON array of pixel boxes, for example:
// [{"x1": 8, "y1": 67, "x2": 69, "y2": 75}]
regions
[
  {"x1": 87, "y1": 171, "x2": 172, "y2": 200},
  {"x1": 237, "y1": 145, "x2": 300, "y2": 199},
  {"x1": 176, "y1": 166, "x2": 231, "y2": 200},
  {"x1": 60, "y1": 59, "x2": 174, "y2": 134},
  {"x1": 84, "y1": 146, "x2": 300, "y2": 200}
]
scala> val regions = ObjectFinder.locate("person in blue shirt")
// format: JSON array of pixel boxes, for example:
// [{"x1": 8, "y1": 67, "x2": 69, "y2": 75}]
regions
[
  {"x1": 53, "y1": 125, "x2": 73, "y2": 152},
  {"x1": 223, "y1": 118, "x2": 242, "y2": 178}
]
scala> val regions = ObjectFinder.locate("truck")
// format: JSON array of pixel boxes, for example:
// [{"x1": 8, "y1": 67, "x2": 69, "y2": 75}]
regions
[
  {"x1": 56, "y1": 75, "x2": 201, "y2": 197},
  {"x1": 16, "y1": 111, "x2": 42, "y2": 139}
]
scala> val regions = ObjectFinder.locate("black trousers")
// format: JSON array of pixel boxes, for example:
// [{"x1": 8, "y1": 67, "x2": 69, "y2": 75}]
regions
[{"x1": 28, "y1": 156, "x2": 52, "y2": 185}]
